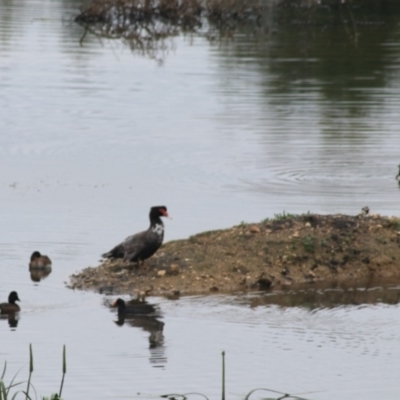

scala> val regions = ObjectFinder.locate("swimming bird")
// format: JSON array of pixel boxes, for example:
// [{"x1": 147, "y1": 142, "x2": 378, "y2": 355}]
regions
[
  {"x1": 396, "y1": 164, "x2": 400, "y2": 181},
  {"x1": 102, "y1": 206, "x2": 169, "y2": 264},
  {"x1": 0, "y1": 291, "x2": 21, "y2": 314},
  {"x1": 29, "y1": 251, "x2": 52, "y2": 269},
  {"x1": 112, "y1": 298, "x2": 156, "y2": 316}
]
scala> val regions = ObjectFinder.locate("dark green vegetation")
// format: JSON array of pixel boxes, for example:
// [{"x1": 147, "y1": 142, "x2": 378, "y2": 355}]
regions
[{"x1": 0, "y1": 345, "x2": 66, "y2": 400}]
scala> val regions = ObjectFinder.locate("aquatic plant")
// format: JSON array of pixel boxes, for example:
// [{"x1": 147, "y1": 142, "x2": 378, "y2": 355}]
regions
[
  {"x1": 161, "y1": 351, "x2": 312, "y2": 400},
  {"x1": 0, "y1": 344, "x2": 66, "y2": 400},
  {"x1": 244, "y1": 388, "x2": 311, "y2": 400},
  {"x1": 221, "y1": 351, "x2": 225, "y2": 400},
  {"x1": 0, "y1": 360, "x2": 24, "y2": 400}
]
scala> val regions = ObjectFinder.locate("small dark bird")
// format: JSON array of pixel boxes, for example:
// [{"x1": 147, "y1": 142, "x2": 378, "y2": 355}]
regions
[
  {"x1": 112, "y1": 298, "x2": 156, "y2": 316},
  {"x1": 396, "y1": 165, "x2": 400, "y2": 181},
  {"x1": 102, "y1": 206, "x2": 169, "y2": 264},
  {"x1": 29, "y1": 251, "x2": 52, "y2": 269},
  {"x1": 0, "y1": 291, "x2": 21, "y2": 314}
]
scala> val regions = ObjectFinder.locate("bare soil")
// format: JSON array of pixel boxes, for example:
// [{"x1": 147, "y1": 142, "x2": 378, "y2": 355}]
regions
[{"x1": 68, "y1": 213, "x2": 400, "y2": 297}]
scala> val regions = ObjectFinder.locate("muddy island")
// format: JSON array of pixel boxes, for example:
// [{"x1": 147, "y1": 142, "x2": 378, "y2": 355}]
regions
[{"x1": 69, "y1": 213, "x2": 400, "y2": 297}]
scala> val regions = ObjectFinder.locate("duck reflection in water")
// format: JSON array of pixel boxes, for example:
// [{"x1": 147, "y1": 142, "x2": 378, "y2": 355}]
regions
[
  {"x1": 109, "y1": 296, "x2": 166, "y2": 364},
  {"x1": 115, "y1": 314, "x2": 165, "y2": 346},
  {"x1": 30, "y1": 268, "x2": 52, "y2": 282},
  {"x1": 0, "y1": 313, "x2": 19, "y2": 328}
]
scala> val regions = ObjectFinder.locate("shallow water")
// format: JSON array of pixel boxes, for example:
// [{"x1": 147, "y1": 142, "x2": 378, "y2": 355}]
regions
[{"x1": 1, "y1": 0, "x2": 400, "y2": 399}]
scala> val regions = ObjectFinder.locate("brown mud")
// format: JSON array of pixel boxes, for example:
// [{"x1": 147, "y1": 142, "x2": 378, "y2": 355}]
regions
[{"x1": 69, "y1": 213, "x2": 400, "y2": 297}]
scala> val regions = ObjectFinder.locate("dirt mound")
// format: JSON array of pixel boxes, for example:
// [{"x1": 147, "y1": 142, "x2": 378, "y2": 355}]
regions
[{"x1": 69, "y1": 213, "x2": 400, "y2": 296}]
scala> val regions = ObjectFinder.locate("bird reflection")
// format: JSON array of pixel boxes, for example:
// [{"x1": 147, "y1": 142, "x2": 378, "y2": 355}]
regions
[
  {"x1": 0, "y1": 313, "x2": 19, "y2": 328},
  {"x1": 108, "y1": 296, "x2": 167, "y2": 367},
  {"x1": 115, "y1": 314, "x2": 164, "y2": 343},
  {"x1": 115, "y1": 314, "x2": 166, "y2": 366},
  {"x1": 29, "y1": 267, "x2": 52, "y2": 282}
]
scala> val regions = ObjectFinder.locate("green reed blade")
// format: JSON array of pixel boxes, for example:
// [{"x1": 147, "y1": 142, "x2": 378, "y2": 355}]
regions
[
  {"x1": 221, "y1": 351, "x2": 225, "y2": 400},
  {"x1": 58, "y1": 345, "x2": 66, "y2": 398}
]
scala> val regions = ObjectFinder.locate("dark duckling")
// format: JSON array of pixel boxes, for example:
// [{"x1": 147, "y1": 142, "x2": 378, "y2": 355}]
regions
[
  {"x1": 112, "y1": 298, "x2": 156, "y2": 316},
  {"x1": 0, "y1": 291, "x2": 21, "y2": 314},
  {"x1": 102, "y1": 206, "x2": 169, "y2": 264},
  {"x1": 29, "y1": 251, "x2": 52, "y2": 269}
]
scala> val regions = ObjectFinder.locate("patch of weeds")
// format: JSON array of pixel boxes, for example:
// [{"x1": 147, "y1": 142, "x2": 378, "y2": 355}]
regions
[
  {"x1": 391, "y1": 220, "x2": 400, "y2": 231},
  {"x1": 0, "y1": 344, "x2": 66, "y2": 400},
  {"x1": 43, "y1": 395, "x2": 63, "y2": 400},
  {"x1": 274, "y1": 211, "x2": 298, "y2": 220},
  {"x1": 302, "y1": 235, "x2": 315, "y2": 253}
]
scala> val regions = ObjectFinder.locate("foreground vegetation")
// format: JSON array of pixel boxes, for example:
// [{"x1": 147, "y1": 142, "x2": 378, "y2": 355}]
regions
[
  {"x1": 1, "y1": 349, "x2": 310, "y2": 400},
  {"x1": 160, "y1": 351, "x2": 311, "y2": 400},
  {"x1": 0, "y1": 345, "x2": 66, "y2": 400}
]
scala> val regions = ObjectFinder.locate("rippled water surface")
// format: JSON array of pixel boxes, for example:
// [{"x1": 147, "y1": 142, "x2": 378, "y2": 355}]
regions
[{"x1": 1, "y1": 0, "x2": 400, "y2": 399}]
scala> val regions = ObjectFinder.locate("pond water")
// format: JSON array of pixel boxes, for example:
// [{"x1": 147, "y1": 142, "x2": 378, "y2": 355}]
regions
[{"x1": 1, "y1": 0, "x2": 400, "y2": 399}]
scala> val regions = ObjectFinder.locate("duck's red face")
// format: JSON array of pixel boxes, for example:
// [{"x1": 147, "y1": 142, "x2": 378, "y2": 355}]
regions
[{"x1": 159, "y1": 207, "x2": 169, "y2": 217}]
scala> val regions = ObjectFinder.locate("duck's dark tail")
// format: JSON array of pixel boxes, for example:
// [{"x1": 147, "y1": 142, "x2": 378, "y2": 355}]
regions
[{"x1": 102, "y1": 244, "x2": 124, "y2": 259}]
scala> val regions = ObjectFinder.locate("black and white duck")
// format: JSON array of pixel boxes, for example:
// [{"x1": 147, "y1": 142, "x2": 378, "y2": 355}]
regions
[{"x1": 102, "y1": 206, "x2": 169, "y2": 264}]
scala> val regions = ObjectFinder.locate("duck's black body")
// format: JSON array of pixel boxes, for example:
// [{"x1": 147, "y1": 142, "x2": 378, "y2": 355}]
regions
[
  {"x1": 102, "y1": 206, "x2": 168, "y2": 263},
  {"x1": 0, "y1": 291, "x2": 20, "y2": 314},
  {"x1": 112, "y1": 298, "x2": 156, "y2": 316}
]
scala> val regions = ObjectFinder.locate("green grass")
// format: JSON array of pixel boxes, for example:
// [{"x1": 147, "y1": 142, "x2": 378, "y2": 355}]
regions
[
  {"x1": 391, "y1": 220, "x2": 400, "y2": 231},
  {"x1": 0, "y1": 344, "x2": 66, "y2": 400},
  {"x1": 262, "y1": 211, "x2": 313, "y2": 223},
  {"x1": 274, "y1": 211, "x2": 299, "y2": 220}
]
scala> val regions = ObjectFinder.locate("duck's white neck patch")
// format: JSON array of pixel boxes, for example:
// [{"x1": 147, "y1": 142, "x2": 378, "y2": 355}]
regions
[{"x1": 152, "y1": 223, "x2": 164, "y2": 236}]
